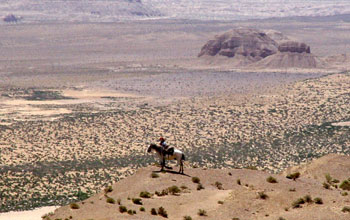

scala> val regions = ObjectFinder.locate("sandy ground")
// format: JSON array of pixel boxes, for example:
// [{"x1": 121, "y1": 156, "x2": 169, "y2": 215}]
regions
[{"x1": 0, "y1": 206, "x2": 58, "y2": 220}]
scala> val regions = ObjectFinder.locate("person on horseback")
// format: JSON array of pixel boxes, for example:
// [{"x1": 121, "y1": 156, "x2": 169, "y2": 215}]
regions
[
  {"x1": 159, "y1": 137, "x2": 169, "y2": 167},
  {"x1": 159, "y1": 137, "x2": 168, "y2": 150}
]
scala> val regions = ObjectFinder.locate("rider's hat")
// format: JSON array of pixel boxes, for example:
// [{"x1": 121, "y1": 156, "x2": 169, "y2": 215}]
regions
[{"x1": 159, "y1": 137, "x2": 165, "y2": 141}]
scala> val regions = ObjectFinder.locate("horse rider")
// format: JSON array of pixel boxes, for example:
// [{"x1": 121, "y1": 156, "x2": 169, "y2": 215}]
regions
[
  {"x1": 159, "y1": 137, "x2": 169, "y2": 151},
  {"x1": 159, "y1": 137, "x2": 169, "y2": 166}
]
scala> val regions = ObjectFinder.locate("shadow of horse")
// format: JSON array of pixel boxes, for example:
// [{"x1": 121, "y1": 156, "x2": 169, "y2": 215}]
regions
[{"x1": 152, "y1": 170, "x2": 191, "y2": 177}]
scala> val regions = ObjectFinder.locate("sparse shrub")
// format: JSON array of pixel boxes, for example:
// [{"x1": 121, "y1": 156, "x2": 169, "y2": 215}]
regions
[
  {"x1": 289, "y1": 188, "x2": 296, "y2": 192},
  {"x1": 70, "y1": 203, "x2": 80, "y2": 209},
  {"x1": 140, "y1": 207, "x2": 145, "y2": 212},
  {"x1": 278, "y1": 217, "x2": 286, "y2": 220},
  {"x1": 237, "y1": 179, "x2": 241, "y2": 185},
  {"x1": 183, "y1": 216, "x2": 192, "y2": 220},
  {"x1": 284, "y1": 207, "x2": 289, "y2": 211},
  {"x1": 117, "y1": 198, "x2": 121, "y2": 205},
  {"x1": 246, "y1": 166, "x2": 258, "y2": 170},
  {"x1": 218, "y1": 200, "x2": 224, "y2": 204},
  {"x1": 292, "y1": 198, "x2": 305, "y2": 208},
  {"x1": 180, "y1": 185, "x2": 188, "y2": 190},
  {"x1": 341, "y1": 192, "x2": 348, "y2": 196},
  {"x1": 323, "y1": 182, "x2": 330, "y2": 189},
  {"x1": 197, "y1": 183, "x2": 204, "y2": 190},
  {"x1": 132, "y1": 198, "x2": 142, "y2": 205},
  {"x1": 151, "y1": 208, "x2": 157, "y2": 215},
  {"x1": 325, "y1": 173, "x2": 332, "y2": 183},
  {"x1": 214, "y1": 181, "x2": 223, "y2": 190},
  {"x1": 106, "y1": 198, "x2": 115, "y2": 204},
  {"x1": 140, "y1": 191, "x2": 152, "y2": 198},
  {"x1": 119, "y1": 206, "x2": 127, "y2": 213},
  {"x1": 228, "y1": 172, "x2": 232, "y2": 176},
  {"x1": 127, "y1": 209, "x2": 134, "y2": 215},
  {"x1": 232, "y1": 218, "x2": 240, "y2": 220},
  {"x1": 258, "y1": 191, "x2": 268, "y2": 200},
  {"x1": 342, "y1": 206, "x2": 350, "y2": 213},
  {"x1": 151, "y1": 173, "x2": 159, "y2": 178},
  {"x1": 168, "y1": 185, "x2": 181, "y2": 195},
  {"x1": 158, "y1": 206, "x2": 168, "y2": 218},
  {"x1": 198, "y1": 209, "x2": 207, "y2": 216},
  {"x1": 304, "y1": 195, "x2": 312, "y2": 203},
  {"x1": 340, "y1": 180, "x2": 350, "y2": 191},
  {"x1": 192, "y1": 177, "x2": 200, "y2": 184},
  {"x1": 104, "y1": 186, "x2": 113, "y2": 194},
  {"x1": 266, "y1": 176, "x2": 278, "y2": 183},
  {"x1": 286, "y1": 172, "x2": 300, "y2": 181},
  {"x1": 155, "y1": 189, "x2": 169, "y2": 196},
  {"x1": 314, "y1": 197, "x2": 323, "y2": 204}
]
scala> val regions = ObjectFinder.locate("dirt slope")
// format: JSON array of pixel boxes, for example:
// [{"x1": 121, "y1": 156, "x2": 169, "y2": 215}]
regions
[{"x1": 47, "y1": 154, "x2": 350, "y2": 220}]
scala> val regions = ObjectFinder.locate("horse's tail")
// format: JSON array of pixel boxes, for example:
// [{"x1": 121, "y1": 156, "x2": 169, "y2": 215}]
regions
[{"x1": 181, "y1": 154, "x2": 185, "y2": 161}]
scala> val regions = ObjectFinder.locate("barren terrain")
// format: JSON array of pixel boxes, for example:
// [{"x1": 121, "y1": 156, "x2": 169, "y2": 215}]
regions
[
  {"x1": 48, "y1": 154, "x2": 350, "y2": 220},
  {"x1": 1, "y1": 16, "x2": 350, "y2": 214}
]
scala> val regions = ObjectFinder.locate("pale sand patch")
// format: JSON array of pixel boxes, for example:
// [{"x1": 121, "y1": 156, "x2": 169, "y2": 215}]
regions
[
  {"x1": 62, "y1": 89, "x2": 139, "y2": 99},
  {"x1": 332, "y1": 121, "x2": 350, "y2": 126},
  {"x1": 0, "y1": 206, "x2": 59, "y2": 220}
]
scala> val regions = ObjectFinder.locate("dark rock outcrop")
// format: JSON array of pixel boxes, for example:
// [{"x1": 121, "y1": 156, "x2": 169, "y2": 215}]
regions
[
  {"x1": 198, "y1": 28, "x2": 278, "y2": 61},
  {"x1": 278, "y1": 41, "x2": 311, "y2": 53}
]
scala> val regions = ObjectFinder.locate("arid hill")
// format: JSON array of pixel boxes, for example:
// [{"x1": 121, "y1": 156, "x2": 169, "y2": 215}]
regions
[
  {"x1": 47, "y1": 154, "x2": 350, "y2": 220},
  {"x1": 199, "y1": 28, "x2": 325, "y2": 69},
  {"x1": 198, "y1": 28, "x2": 278, "y2": 65}
]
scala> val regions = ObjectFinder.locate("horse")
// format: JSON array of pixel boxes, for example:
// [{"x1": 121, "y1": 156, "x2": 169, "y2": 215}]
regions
[{"x1": 147, "y1": 144, "x2": 185, "y2": 174}]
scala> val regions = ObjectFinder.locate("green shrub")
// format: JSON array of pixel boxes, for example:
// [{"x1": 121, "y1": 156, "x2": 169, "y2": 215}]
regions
[
  {"x1": 127, "y1": 209, "x2": 134, "y2": 215},
  {"x1": 340, "y1": 180, "x2": 350, "y2": 191},
  {"x1": 218, "y1": 200, "x2": 224, "y2": 204},
  {"x1": 168, "y1": 185, "x2": 181, "y2": 195},
  {"x1": 323, "y1": 182, "x2": 330, "y2": 189},
  {"x1": 258, "y1": 192, "x2": 268, "y2": 200},
  {"x1": 117, "y1": 198, "x2": 121, "y2": 205},
  {"x1": 180, "y1": 185, "x2": 188, "y2": 190},
  {"x1": 192, "y1": 177, "x2": 200, "y2": 184},
  {"x1": 106, "y1": 198, "x2": 115, "y2": 204},
  {"x1": 286, "y1": 172, "x2": 300, "y2": 180},
  {"x1": 289, "y1": 188, "x2": 296, "y2": 192},
  {"x1": 325, "y1": 173, "x2": 332, "y2": 183},
  {"x1": 119, "y1": 206, "x2": 127, "y2": 213},
  {"x1": 266, "y1": 176, "x2": 278, "y2": 183},
  {"x1": 70, "y1": 203, "x2": 80, "y2": 209},
  {"x1": 151, "y1": 208, "x2": 157, "y2": 215},
  {"x1": 104, "y1": 186, "x2": 113, "y2": 194},
  {"x1": 292, "y1": 198, "x2": 305, "y2": 208},
  {"x1": 158, "y1": 206, "x2": 168, "y2": 218},
  {"x1": 140, "y1": 207, "x2": 145, "y2": 212},
  {"x1": 314, "y1": 197, "x2": 323, "y2": 204},
  {"x1": 304, "y1": 195, "x2": 312, "y2": 203},
  {"x1": 151, "y1": 173, "x2": 159, "y2": 178},
  {"x1": 183, "y1": 216, "x2": 192, "y2": 220},
  {"x1": 132, "y1": 198, "x2": 142, "y2": 205},
  {"x1": 278, "y1": 217, "x2": 286, "y2": 220},
  {"x1": 237, "y1": 179, "x2": 241, "y2": 185},
  {"x1": 341, "y1": 192, "x2": 348, "y2": 196},
  {"x1": 246, "y1": 166, "x2": 258, "y2": 170},
  {"x1": 155, "y1": 189, "x2": 169, "y2": 196},
  {"x1": 198, "y1": 209, "x2": 207, "y2": 216},
  {"x1": 214, "y1": 181, "x2": 223, "y2": 190},
  {"x1": 140, "y1": 191, "x2": 152, "y2": 198},
  {"x1": 197, "y1": 183, "x2": 204, "y2": 191},
  {"x1": 342, "y1": 206, "x2": 350, "y2": 213}
]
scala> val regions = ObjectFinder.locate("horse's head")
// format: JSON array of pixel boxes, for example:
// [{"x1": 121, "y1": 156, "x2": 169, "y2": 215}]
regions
[{"x1": 147, "y1": 144, "x2": 157, "y2": 153}]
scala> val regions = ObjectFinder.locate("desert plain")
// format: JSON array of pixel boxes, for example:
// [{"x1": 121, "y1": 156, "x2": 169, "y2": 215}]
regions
[{"x1": 0, "y1": 14, "x2": 350, "y2": 219}]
